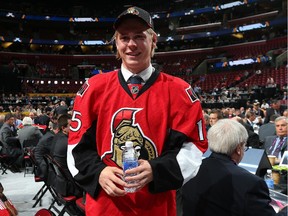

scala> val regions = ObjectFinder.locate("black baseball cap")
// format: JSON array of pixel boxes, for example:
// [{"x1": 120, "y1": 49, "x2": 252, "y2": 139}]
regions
[{"x1": 114, "y1": 6, "x2": 154, "y2": 30}]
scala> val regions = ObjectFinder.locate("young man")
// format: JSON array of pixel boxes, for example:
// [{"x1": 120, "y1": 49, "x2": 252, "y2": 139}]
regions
[{"x1": 67, "y1": 6, "x2": 207, "y2": 216}]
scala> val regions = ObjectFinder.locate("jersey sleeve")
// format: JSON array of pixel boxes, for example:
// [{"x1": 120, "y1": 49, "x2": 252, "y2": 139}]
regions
[
  {"x1": 149, "y1": 78, "x2": 208, "y2": 193},
  {"x1": 67, "y1": 77, "x2": 107, "y2": 197}
]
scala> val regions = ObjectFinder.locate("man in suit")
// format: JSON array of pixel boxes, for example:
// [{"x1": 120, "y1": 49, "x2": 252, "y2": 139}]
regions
[
  {"x1": 50, "y1": 114, "x2": 82, "y2": 197},
  {"x1": 252, "y1": 101, "x2": 265, "y2": 119},
  {"x1": 264, "y1": 99, "x2": 284, "y2": 124},
  {"x1": 264, "y1": 116, "x2": 287, "y2": 165},
  {"x1": 245, "y1": 110, "x2": 257, "y2": 132},
  {"x1": 209, "y1": 109, "x2": 223, "y2": 127},
  {"x1": 258, "y1": 114, "x2": 279, "y2": 143},
  {"x1": 35, "y1": 107, "x2": 52, "y2": 129},
  {"x1": 232, "y1": 116, "x2": 261, "y2": 148},
  {"x1": 182, "y1": 119, "x2": 287, "y2": 216},
  {"x1": 54, "y1": 100, "x2": 68, "y2": 117},
  {"x1": 0, "y1": 113, "x2": 22, "y2": 171},
  {"x1": 17, "y1": 117, "x2": 43, "y2": 148},
  {"x1": 34, "y1": 122, "x2": 59, "y2": 179}
]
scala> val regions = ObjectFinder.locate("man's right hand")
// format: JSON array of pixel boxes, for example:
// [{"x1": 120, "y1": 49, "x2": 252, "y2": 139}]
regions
[{"x1": 99, "y1": 166, "x2": 127, "y2": 197}]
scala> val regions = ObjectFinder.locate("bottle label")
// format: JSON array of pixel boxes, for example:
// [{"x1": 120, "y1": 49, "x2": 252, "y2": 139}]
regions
[
  {"x1": 123, "y1": 160, "x2": 138, "y2": 193},
  {"x1": 123, "y1": 160, "x2": 138, "y2": 172},
  {"x1": 265, "y1": 179, "x2": 274, "y2": 189}
]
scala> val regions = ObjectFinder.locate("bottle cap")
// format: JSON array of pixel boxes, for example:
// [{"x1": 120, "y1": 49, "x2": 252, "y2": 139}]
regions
[
  {"x1": 125, "y1": 141, "x2": 133, "y2": 148},
  {"x1": 267, "y1": 169, "x2": 272, "y2": 174}
]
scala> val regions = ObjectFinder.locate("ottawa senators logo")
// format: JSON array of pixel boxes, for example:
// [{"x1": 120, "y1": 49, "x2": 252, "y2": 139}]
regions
[
  {"x1": 126, "y1": 7, "x2": 140, "y2": 16},
  {"x1": 103, "y1": 108, "x2": 157, "y2": 168}
]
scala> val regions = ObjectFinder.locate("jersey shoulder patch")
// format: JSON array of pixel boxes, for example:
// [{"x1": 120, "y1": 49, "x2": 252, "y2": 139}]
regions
[
  {"x1": 77, "y1": 81, "x2": 90, "y2": 97},
  {"x1": 185, "y1": 86, "x2": 199, "y2": 103}
]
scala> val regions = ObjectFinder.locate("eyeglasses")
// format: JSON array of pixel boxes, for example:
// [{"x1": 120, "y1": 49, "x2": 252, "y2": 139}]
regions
[
  {"x1": 241, "y1": 142, "x2": 249, "y2": 152},
  {"x1": 243, "y1": 146, "x2": 249, "y2": 152}
]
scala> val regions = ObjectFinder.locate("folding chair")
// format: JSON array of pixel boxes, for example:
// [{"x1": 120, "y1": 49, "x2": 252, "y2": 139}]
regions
[
  {"x1": 23, "y1": 147, "x2": 35, "y2": 177},
  {"x1": 44, "y1": 155, "x2": 84, "y2": 216},
  {"x1": 23, "y1": 139, "x2": 40, "y2": 177},
  {"x1": 75, "y1": 195, "x2": 85, "y2": 214},
  {"x1": 29, "y1": 150, "x2": 57, "y2": 208},
  {"x1": 0, "y1": 141, "x2": 19, "y2": 175},
  {"x1": 0, "y1": 153, "x2": 10, "y2": 175}
]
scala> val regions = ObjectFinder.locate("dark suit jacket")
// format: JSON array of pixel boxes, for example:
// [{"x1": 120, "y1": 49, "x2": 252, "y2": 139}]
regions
[
  {"x1": 241, "y1": 122, "x2": 260, "y2": 148},
  {"x1": 182, "y1": 152, "x2": 279, "y2": 216},
  {"x1": 55, "y1": 105, "x2": 68, "y2": 116},
  {"x1": 259, "y1": 123, "x2": 276, "y2": 143},
  {"x1": 0, "y1": 123, "x2": 21, "y2": 157},
  {"x1": 50, "y1": 132, "x2": 69, "y2": 175},
  {"x1": 264, "y1": 136, "x2": 287, "y2": 157},
  {"x1": 50, "y1": 132, "x2": 82, "y2": 197},
  {"x1": 35, "y1": 114, "x2": 50, "y2": 127},
  {"x1": 264, "y1": 107, "x2": 285, "y2": 124},
  {"x1": 17, "y1": 125, "x2": 43, "y2": 148},
  {"x1": 34, "y1": 130, "x2": 56, "y2": 179}
]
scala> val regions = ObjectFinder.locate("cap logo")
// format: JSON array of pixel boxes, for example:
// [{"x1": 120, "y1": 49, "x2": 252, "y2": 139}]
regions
[{"x1": 126, "y1": 7, "x2": 139, "y2": 15}]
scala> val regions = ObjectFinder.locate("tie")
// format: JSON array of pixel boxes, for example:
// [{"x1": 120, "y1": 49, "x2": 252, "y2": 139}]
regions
[
  {"x1": 269, "y1": 137, "x2": 286, "y2": 158},
  {"x1": 128, "y1": 76, "x2": 143, "y2": 98}
]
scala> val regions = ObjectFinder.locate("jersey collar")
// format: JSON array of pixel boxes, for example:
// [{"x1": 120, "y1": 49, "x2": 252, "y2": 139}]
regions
[{"x1": 121, "y1": 64, "x2": 154, "y2": 83}]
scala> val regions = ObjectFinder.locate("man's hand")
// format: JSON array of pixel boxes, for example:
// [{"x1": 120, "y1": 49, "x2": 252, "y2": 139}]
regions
[
  {"x1": 124, "y1": 159, "x2": 153, "y2": 192},
  {"x1": 99, "y1": 166, "x2": 126, "y2": 197}
]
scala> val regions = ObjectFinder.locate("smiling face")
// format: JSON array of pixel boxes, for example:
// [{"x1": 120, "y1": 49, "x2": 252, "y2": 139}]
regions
[{"x1": 115, "y1": 18, "x2": 156, "y2": 74}]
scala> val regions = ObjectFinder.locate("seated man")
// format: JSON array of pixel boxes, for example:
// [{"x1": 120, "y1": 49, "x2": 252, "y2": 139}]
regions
[
  {"x1": 0, "y1": 113, "x2": 22, "y2": 171},
  {"x1": 50, "y1": 114, "x2": 82, "y2": 197},
  {"x1": 17, "y1": 117, "x2": 43, "y2": 148},
  {"x1": 264, "y1": 116, "x2": 287, "y2": 165},
  {"x1": 182, "y1": 119, "x2": 287, "y2": 216},
  {"x1": 34, "y1": 122, "x2": 59, "y2": 179}
]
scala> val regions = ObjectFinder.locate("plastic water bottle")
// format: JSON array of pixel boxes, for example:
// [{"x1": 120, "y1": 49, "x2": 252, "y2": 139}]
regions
[
  {"x1": 264, "y1": 169, "x2": 274, "y2": 189},
  {"x1": 122, "y1": 141, "x2": 138, "y2": 193}
]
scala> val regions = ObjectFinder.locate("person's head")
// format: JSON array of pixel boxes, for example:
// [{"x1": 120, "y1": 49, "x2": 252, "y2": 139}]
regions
[
  {"x1": 274, "y1": 116, "x2": 288, "y2": 138},
  {"x1": 22, "y1": 117, "x2": 33, "y2": 126},
  {"x1": 253, "y1": 102, "x2": 260, "y2": 109},
  {"x1": 0, "y1": 115, "x2": 4, "y2": 123},
  {"x1": 49, "y1": 122, "x2": 59, "y2": 134},
  {"x1": 4, "y1": 113, "x2": 15, "y2": 126},
  {"x1": 245, "y1": 110, "x2": 256, "y2": 122},
  {"x1": 208, "y1": 119, "x2": 248, "y2": 164},
  {"x1": 113, "y1": 6, "x2": 157, "y2": 73},
  {"x1": 29, "y1": 112, "x2": 35, "y2": 119},
  {"x1": 209, "y1": 109, "x2": 223, "y2": 126},
  {"x1": 60, "y1": 100, "x2": 66, "y2": 106},
  {"x1": 270, "y1": 99, "x2": 280, "y2": 110},
  {"x1": 234, "y1": 109, "x2": 242, "y2": 116},
  {"x1": 57, "y1": 114, "x2": 71, "y2": 135}
]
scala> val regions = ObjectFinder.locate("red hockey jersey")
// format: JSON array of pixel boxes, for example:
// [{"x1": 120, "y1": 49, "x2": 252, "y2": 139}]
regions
[{"x1": 68, "y1": 69, "x2": 207, "y2": 216}]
